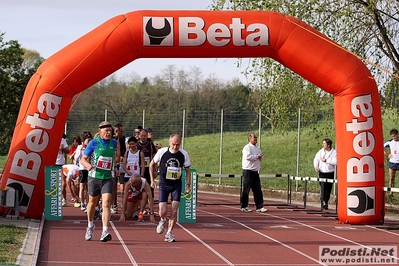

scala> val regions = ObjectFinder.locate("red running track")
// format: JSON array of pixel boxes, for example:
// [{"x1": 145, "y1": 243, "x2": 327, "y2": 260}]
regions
[{"x1": 37, "y1": 191, "x2": 399, "y2": 265}]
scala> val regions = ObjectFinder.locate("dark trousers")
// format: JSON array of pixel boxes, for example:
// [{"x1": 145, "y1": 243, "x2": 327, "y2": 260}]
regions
[
  {"x1": 241, "y1": 170, "x2": 264, "y2": 209},
  {"x1": 319, "y1": 171, "x2": 334, "y2": 205}
]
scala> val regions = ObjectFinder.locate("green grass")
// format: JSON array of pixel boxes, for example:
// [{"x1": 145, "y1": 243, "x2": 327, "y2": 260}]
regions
[
  {"x1": 153, "y1": 127, "x2": 394, "y2": 194},
  {"x1": 0, "y1": 225, "x2": 27, "y2": 265},
  {"x1": 0, "y1": 156, "x2": 5, "y2": 171}
]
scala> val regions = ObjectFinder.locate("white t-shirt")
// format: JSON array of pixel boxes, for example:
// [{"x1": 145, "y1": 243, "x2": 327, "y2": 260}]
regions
[
  {"x1": 74, "y1": 144, "x2": 87, "y2": 170},
  {"x1": 56, "y1": 138, "x2": 68, "y2": 165},
  {"x1": 384, "y1": 139, "x2": 399, "y2": 163}
]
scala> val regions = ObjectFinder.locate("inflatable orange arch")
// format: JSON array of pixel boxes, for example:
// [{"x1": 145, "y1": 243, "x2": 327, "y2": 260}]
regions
[{"x1": 0, "y1": 10, "x2": 384, "y2": 224}]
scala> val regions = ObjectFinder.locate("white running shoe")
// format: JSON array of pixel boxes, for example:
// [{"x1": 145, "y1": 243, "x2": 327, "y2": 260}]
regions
[
  {"x1": 100, "y1": 231, "x2": 112, "y2": 242},
  {"x1": 85, "y1": 225, "x2": 95, "y2": 241},
  {"x1": 240, "y1": 207, "x2": 252, "y2": 212},
  {"x1": 164, "y1": 231, "x2": 176, "y2": 242},
  {"x1": 156, "y1": 218, "x2": 168, "y2": 234},
  {"x1": 255, "y1": 207, "x2": 268, "y2": 213}
]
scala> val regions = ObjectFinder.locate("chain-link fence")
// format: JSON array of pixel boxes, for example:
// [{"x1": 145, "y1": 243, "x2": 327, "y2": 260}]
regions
[{"x1": 66, "y1": 109, "x2": 266, "y2": 141}]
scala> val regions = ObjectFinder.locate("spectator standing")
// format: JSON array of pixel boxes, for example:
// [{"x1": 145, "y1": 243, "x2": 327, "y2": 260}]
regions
[
  {"x1": 80, "y1": 121, "x2": 120, "y2": 242},
  {"x1": 57, "y1": 133, "x2": 70, "y2": 207},
  {"x1": 384, "y1": 128, "x2": 399, "y2": 197},
  {"x1": 313, "y1": 138, "x2": 337, "y2": 210},
  {"x1": 56, "y1": 133, "x2": 69, "y2": 167},
  {"x1": 69, "y1": 136, "x2": 82, "y2": 164},
  {"x1": 240, "y1": 133, "x2": 268, "y2": 213},
  {"x1": 150, "y1": 134, "x2": 191, "y2": 242}
]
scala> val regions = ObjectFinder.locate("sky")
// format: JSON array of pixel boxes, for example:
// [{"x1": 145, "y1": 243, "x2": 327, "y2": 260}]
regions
[{"x1": 0, "y1": 0, "x2": 250, "y2": 84}]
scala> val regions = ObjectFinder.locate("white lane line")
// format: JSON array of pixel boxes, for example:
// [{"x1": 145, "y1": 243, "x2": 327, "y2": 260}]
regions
[
  {"x1": 177, "y1": 223, "x2": 235, "y2": 266},
  {"x1": 222, "y1": 205, "x2": 399, "y2": 262},
  {"x1": 197, "y1": 209, "x2": 324, "y2": 265},
  {"x1": 110, "y1": 221, "x2": 138, "y2": 266},
  {"x1": 366, "y1": 224, "x2": 399, "y2": 236}
]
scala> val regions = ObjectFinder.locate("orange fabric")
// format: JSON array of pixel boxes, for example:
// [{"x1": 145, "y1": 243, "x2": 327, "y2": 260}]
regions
[{"x1": 0, "y1": 10, "x2": 383, "y2": 224}]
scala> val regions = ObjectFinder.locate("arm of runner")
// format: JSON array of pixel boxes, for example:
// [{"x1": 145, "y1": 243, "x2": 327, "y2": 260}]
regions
[
  {"x1": 185, "y1": 167, "x2": 191, "y2": 194},
  {"x1": 149, "y1": 160, "x2": 156, "y2": 188},
  {"x1": 119, "y1": 180, "x2": 130, "y2": 221}
]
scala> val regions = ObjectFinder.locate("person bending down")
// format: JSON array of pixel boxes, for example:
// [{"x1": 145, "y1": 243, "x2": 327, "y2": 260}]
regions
[{"x1": 119, "y1": 174, "x2": 155, "y2": 222}]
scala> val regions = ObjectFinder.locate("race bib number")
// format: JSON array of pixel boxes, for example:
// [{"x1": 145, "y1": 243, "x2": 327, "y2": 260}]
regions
[
  {"x1": 166, "y1": 167, "x2": 181, "y2": 180},
  {"x1": 127, "y1": 163, "x2": 139, "y2": 172},
  {"x1": 96, "y1": 156, "x2": 112, "y2": 170},
  {"x1": 144, "y1": 157, "x2": 150, "y2": 167}
]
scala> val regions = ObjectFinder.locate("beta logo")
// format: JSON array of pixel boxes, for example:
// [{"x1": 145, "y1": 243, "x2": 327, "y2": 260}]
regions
[
  {"x1": 6, "y1": 179, "x2": 34, "y2": 214},
  {"x1": 143, "y1": 17, "x2": 174, "y2": 46},
  {"x1": 347, "y1": 186, "x2": 375, "y2": 216},
  {"x1": 143, "y1": 16, "x2": 270, "y2": 47}
]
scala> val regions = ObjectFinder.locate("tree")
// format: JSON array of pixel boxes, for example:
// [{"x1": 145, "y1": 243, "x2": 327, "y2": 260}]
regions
[
  {"x1": 210, "y1": 0, "x2": 399, "y2": 123},
  {"x1": 0, "y1": 33, "x2": 44, "y2": 155},
  {"x1": 248, "y1": 63, "x2": 327, "y2": 133},
  {"x1": 66, "y1": 65, "x2": 253, "y2": 138}
]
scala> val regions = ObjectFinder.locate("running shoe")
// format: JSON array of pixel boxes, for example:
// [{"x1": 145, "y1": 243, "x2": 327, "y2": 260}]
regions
[
  {"x1": 100, "y1": 231, "x2": 112, "y2": 242},
  {"x1": 74, "y1": 202, "x2": 81, "y2": 208},
  {"x1": 80, "y1": 204, "x2": 86, "y2": 212},
  {"x1": 240, "y1": 207, "x2": 252, "y2": 212},
  {"x1": 164, "y1": 231, "x2": 176, "y2": 242},
  {"x1": 85, "y1": 225, "x2": 95, "y2": 241},
  {"x1": 156, "y1": 218, "x2": 168, "y2": 234},
  {"x1": 255, "y1": 207, "x2": 268, "y2": 213},
  {"x1": 138, "y1": 212, "x2": 144, "y2": 222},
  {"x1": 62, "y1": 198, "x2": 67, "y2": 207}
]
